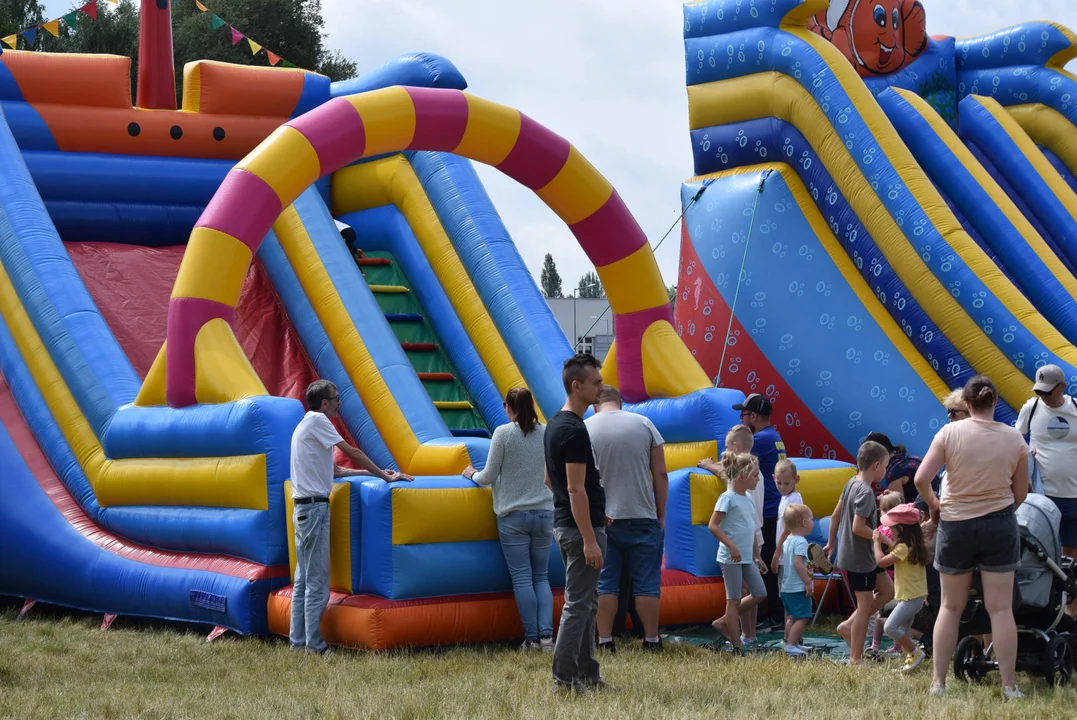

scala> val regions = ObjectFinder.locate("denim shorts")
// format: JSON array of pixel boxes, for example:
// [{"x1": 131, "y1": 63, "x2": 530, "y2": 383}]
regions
[
  {"x1": 597, "y1": 518, "x2": 664, "y2": 597},
  {"x1": 935, "y1": 505, "x2": 1019, "y2": 575},
  {"x1": 1047, "y1": 496, "x2": 1077, "y2": 548},
  {"x1": 781, "y1": 591, "x2": 812, "y2": 619}
]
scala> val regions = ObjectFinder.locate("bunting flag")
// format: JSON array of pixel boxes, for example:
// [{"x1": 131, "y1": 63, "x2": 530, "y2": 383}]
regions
[
  {"x1": 2, "y1": 0, "x2": 112, "y2": 54},
  {"x1": 1, "y1": 34, "x2": 16, "y2": 50},
  {"x1": 230, "y1": 26, "x2": 244, "y2": 45},
  {"x1": 81, "y1": 1, "x2": 98, "y2": 21},
  {"x1": 195, "y1": 0, "x2": 208, "y2": 10},
  {"x1": 266, "y1": 51, "x2": 281, "y2": 66},
  {"x1": 195, "y1": 1, "x2": 301, "y2": 69},
  {"x1": 62, "y1": 11, "x2": 79, "y2": 31},
  {"x1": 282, "y1": 60, "x2": 296, "y2": 68},
  {"x1": 22, "y1": 27, "x2": 38, "y2": 49},
  {"x1": 247, "y1": 39, "x2": 262, "y2": 56},
  {"x1": 41, "y1": 19, "x2": 61, "y2": 37},
  {"x1": 209, "y1": 13, "x2": 226, "y2": 30}
]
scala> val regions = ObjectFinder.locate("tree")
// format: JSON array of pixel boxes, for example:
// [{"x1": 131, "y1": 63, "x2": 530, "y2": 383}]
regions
[
  {"x1": 667, "y1": 284, "x2": 677, "y2": 312},
  {"x1": 576, "y1": 271, "x2": 604, "y2": 299},
  {"x1": 7, "y1": 1, "x2": 357, "y2": 99},
  {"x1": 540, "y1": 253, "x2": 563, "y2": 299}
]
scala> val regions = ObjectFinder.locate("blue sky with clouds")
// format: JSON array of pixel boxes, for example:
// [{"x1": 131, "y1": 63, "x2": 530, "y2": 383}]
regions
[{"x1": 38, "y1": 0, "x2": 1077, "y2": 290}]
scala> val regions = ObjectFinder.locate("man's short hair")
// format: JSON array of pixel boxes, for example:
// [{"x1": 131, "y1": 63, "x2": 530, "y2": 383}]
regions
[
  {"x1": 725, "y1": 424, "x2": 754, "y2": 453},
  {"x1": 595, "y1": 384, "x2": 622, "y2": 407},
  {"x1": 857, "y1": 440, "x2": 890, "y2": 471},
  {"x1": 305, "y1": 379, "x2": 336, "y2": 412},
  {"x1": 775, "y1": 458, "x2": 798, "y2": 477},
  {"x1": 562, "y1": 352, "x2": 601, "y2": 394}
]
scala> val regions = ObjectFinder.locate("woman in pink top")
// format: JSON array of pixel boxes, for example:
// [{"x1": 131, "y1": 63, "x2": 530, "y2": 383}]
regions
[{"x1": 915, "y1": 375, "x2": 1029, "y2": 700}]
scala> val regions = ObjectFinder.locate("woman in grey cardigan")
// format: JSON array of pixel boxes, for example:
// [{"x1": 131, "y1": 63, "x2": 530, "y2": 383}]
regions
[{"x1": 464, "y1": 387, "x2": 554, "y2": 649}]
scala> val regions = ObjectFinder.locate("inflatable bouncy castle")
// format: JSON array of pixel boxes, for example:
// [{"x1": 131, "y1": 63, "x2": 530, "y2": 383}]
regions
[
  {"x1": 0, "y1": 1, "x2": 853, "y2": 648},
  {"x1": 677, "y1": 0, "x2": 1077, "y2": 462}
]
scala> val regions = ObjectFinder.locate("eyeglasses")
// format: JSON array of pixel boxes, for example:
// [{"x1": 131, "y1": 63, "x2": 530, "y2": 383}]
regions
[
  {"x1": 946, "y1": 408, "x2": 965, "y2": 419},
  {"x1": 328, "y1": 395, "x2": 340, "y2": 401}
]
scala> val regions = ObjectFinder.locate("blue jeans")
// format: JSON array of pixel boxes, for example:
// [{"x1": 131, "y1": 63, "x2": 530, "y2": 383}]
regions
[
  {"x1": 290, "y1": 501, "x2": 331, "y2": 651},
  {"x1": 497, "y1": 509, "x2": 554, "y2": 641}
]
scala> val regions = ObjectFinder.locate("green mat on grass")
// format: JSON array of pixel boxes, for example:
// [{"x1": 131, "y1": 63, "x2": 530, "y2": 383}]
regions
[{"x1": 661, "y1": 626, "x2": 897, "y2": 661}]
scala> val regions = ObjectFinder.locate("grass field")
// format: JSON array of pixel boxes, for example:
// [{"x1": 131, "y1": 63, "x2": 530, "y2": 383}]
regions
[{"x1": 1, "y1": 604, "x2": 1075, "y2": 719}]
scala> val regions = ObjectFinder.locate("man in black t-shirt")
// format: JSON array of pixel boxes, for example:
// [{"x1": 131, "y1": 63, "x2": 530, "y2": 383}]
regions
[{"x1": 545, "y1": 352, "x2": 607, "y2": 691}]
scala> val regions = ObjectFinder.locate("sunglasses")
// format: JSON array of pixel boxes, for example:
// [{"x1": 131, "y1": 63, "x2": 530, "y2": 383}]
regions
[{"x1": 946, "y1": 408, "x2": 965, "y2": 419}]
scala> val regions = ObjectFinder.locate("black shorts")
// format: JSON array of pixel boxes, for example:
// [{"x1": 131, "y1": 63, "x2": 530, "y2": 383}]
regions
[
  {"x1": 845, "y1": 567, "x2": 884, "y2": 593},
  {"x1": 935, "y1": 505, "x2": 1019, "y2": 575}
]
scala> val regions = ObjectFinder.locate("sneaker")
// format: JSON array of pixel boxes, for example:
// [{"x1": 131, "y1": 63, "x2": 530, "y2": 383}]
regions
[
  {"x1": 929, "y1": 683, "x2": 946, "y2": 697},
  {"x1": 863, "y1": 647, "x2": 885, "y2": 662},
  {"x1": 784, "y1": 644, "x2": 807, "y2": 657},
  {"x1": 741, "y1": 636, "x2": 758, "y2": 648},
  {"x1": 597, "y1": 639, "x2": 616, "y2": 655},
  {"x1": 1003, "y1": 685, "x2": 1025, "y2": 701},
  {"x1": 899, "y1": 648, "x2": 926, "y2": 673},
  {"x1": 808, "y1": 543, "x2": 834, "y2": 574},
  {"x1": 521, "y1": 639, "x2": 542, "y2": 651},
  {"x1": 793, "y1": 644, "x2": 812, "y2": 654},
  {"x1": 641, "y1": 638, "x2": 663, "y2": 652},
  {"x1": 540, "y1": 637, "x2": 554, "y2": 651},
  {"x1": 310, "y1": 645, "x2": 335, "y2": 657}
]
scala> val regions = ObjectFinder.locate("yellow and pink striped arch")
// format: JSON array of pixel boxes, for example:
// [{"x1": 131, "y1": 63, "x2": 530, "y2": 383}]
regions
[{"x1": 159, "y1": 86, "x2": 709, "y2": 407}]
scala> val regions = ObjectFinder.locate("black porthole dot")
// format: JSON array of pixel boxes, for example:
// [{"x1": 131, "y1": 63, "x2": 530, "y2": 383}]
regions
[
  {"x1": 213, "y1": 127, "x2": 226, "y2": 141},
  {"x1": 170, "y1": 125, "x2": 183, "y2": 140},
  {"x1": 127, "y1": 122, "x2": 141, "y2": 137}
]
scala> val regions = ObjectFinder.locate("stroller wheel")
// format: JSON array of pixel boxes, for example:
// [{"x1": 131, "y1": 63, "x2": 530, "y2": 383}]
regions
[
  {"x1": 1043, "y1": 635, "x2": 1074, "y2": 687},
  {"x1": 954, "y1": 636, "x2": 988, "y2": 683}
]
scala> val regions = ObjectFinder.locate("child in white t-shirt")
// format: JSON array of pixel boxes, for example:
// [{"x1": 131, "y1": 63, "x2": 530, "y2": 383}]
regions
[{"x1": 772, "y1": 459, "x2": 804, "y2": 569}]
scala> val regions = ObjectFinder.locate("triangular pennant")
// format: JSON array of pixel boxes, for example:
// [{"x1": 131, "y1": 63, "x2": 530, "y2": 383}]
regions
[
  {"x1": 195, "y1": 0, "x2": 209, "y2": 10},
  {"x1": 81, "y1": 1, "x2": 98, "y2": 20},
  {"x1": 42, "y1": 19, "x2": 61, "y2": 37},
  {"x1": 282, "y1": 60, "x2": 296, "y2": 68},
  {"x1": 209, "y1": 13, "x2": 226, "y2": 30},
  {"x1": 22, "y1": 27, "x2": 38, "y2": 49},
  {"x1": 230, "y1": 26, "x2": 243, "y2": 45},
  {"x1": 104, "y1": 0, "x2": 119, "y2": 3},
  {"x1": 1, "y1": 34, "x2": 16, "y2": 49},
  {"x1": 247, "y1": 38, "x2": 262, "y2": 55},
  {"x1": 266, "y1": 51, "x2": 281, "y2": 66},
  {"x1": 62, "y1": 11, "x2": 79, "y2": 31}
]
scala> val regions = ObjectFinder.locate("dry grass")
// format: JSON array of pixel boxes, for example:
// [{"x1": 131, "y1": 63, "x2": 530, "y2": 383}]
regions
[{"x1": 1, "y1": 604, "x2": 1075, "y2": 719}]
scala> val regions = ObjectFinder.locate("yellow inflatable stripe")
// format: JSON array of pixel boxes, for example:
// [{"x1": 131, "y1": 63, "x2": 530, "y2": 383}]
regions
[
  {"x1": 798, "y1": 467, "x2": 857, "y2": 520},
  {"x1": 891, "y1": 91, "x2": 1077, "y2": 310},
  {"x1": 598, "y1": 243, "x2": 671, "y2": 314},
  {"x1": 1044, "y1": 21, "x2": 1077, "y2": 70},
  {"x1": 171, "y1": 227, "x2": 252, "y2": 306},
  {"x1": 599, "y1": 339, "x2": 619, "y2": 387},
  {"x1": 433, "y1": 400, "x2": 472, "y2": 410},
  {"x1": 235, "y1": 125, "x2": 321, "y2": 208},
  {"x1": 689, "y1": 473, "x2": 726, "y2": 526},
  {"x1": 332, "y1": 157, "x2": 539, "y2": 421},
  {"x1": 346, "y1": 87, "x2": 417, "y2": 159},
  {"x1": 686, "y1": 71, "x2": 1031, "y2": 410},
  {"x1": 640, "y1": 321, "x2": 713, "y2": 399},
  {"x1": 0, "y1": 261, "x2": 270, "y2": 510},
  {"x1": 194, "y1": 318, "x2": 267, "y2": 404},
  {"x1": 664, "y1": 440, "x2": 718, "y2": 473},
  {"x1": 391, "y1": 486, "x2": 499, "y2": 545},
  {"x1": 135, "y1": 343, "x2": 167, "y2": 406},
  {"x1": 694, "y1": 164, "x2": 950, "y2": 401},
  {"x1": 454, "y1": 93, "x2": 521, "y2": 166},
  {"x1": 367, "y1": 285, "x2": 409, "y2": 294},
  {"x1": 1008, "y1": 103, "x2": 1077, "y2": 177},
  {"x1": 283, "y1": 481, "x2": 354, "y2": 593},
  {"x1": 535, "y1": 146, "x2": 613, "y2": 225}
]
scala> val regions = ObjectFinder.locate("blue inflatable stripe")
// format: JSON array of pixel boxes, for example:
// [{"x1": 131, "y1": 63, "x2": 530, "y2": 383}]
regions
[
  {"x1": 337, "y1": 205, "x2": 507, "y2": 431},
  {"x1": 291, "y1": 189, "x2": 451, "y2": 444},
  {"x1": 0, "y1": 101, "x2": 56, "y2": 151},
  {"x1": 330, "y1": 53, "x2": 467, "y2": 98},
  {"x1": 1041, "y1": 147, "x2": 1077, "y2": 195},
  {"x1": 683, "y1": 24, "x2": 1077, "y2": 392},
  {"x1": 257, "y1": 230, "x2": 396, "y2": 470},
  {"x1": 622, "y1": 388, "x2": 741, "y2": 445},
  {"x1": 954, "y1": 24, "x2": 1074, "y2": 73},
  {"x1": 682, "y1": 0, "x2": 801, "y2": 39},
  {"x1": 408, "y1": 151, "x2": 571, "y2": 419},
  {"x1": 291, "y1": 73, "x2": 332, "y2": 119},
  {"x1": 877, "y1": 89, "x2": 1077, "y2": 347}
]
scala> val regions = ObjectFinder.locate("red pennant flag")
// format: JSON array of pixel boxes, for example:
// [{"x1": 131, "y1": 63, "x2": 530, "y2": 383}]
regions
[
  {"x1": 81, "y1": 1, "x2": 98, "y2": 20},
  {"x1": 230, "y1": 26, "x2": 244, "y2": 45},
  {"x1": 266, "y1": 51, "x2": 281, "y2": 66}
]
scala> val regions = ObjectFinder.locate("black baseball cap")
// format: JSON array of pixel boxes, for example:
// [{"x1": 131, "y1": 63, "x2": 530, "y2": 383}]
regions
[
  {"x1": 864, "y1": 431, "x2": 895, "y2": 454},
  {"x1": 732, "y1": 393, "x2": 772, "y2": 416}
]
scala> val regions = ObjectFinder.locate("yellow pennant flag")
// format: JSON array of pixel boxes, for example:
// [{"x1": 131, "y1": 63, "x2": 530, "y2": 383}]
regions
[
  {"x1": 1, "y1": 34, "x2": 16, "y2": 49},
  {"x1": 42, "y1": 19, "x2": 61, "y2": 37},
  {"x1": 247, "y1": 38, "x2": 262, "y2": 55},
  {"x1": 104, "y1": 0, "x2": 119, "y2": 3},
  {"x1": 195, "y1": 0, "x2": 209, "y2": 11}
]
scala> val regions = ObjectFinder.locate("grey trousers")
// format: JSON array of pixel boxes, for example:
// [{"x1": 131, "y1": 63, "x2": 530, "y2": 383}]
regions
[
  {"x1": 884, "y1": 597, "x2": 926, "y2": 643},
  {"x1": 552, "y1": 525, "x2": 607, "y2": 687}
]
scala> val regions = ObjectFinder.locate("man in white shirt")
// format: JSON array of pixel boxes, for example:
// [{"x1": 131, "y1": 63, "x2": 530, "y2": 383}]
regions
[
  {"x1": 290, "y1": 380, "x2": 411, "y2": 652},
  {"x1": 1017, "y1": 364, "x2": 1077, "y2": 613}
]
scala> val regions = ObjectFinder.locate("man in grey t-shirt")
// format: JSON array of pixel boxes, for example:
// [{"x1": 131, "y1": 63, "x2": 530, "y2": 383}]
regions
[{"x1": 585, "y1": 385, "x2": 668, "y2": 651}]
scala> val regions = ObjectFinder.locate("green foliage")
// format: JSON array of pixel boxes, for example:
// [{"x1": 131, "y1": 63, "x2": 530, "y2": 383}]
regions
[
  {"x1": 576, "y1": 270, "x2": 604, "y2": 299},
  {"x1": 667, "y1": 284, "x2": 677, "y2": 312},
  {"x1": 540, "y1": 253, "x2": 562, "y2": 298},
  {"x1": 0, "y1": 0, "x2": 46, "y2": 44}
]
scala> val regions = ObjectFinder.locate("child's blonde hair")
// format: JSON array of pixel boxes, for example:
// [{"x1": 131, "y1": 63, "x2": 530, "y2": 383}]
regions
[
  {"x1": 775, "y1": 458, "x2": 798, "y2": 477},
  {"x1": 719, "y1": 450, "x2": 758, "y2": 487},
  {"x1": 782, "y1": 502, "x2": 812, "y2": 530},
  {"x1": 878, "y1": 491, "x2": 903, "y2": 514},
  {"x1": 725, "y1": 424, "x2": 754, "y2": 453}
]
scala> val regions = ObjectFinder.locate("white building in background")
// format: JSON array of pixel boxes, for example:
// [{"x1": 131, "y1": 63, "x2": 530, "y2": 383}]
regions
[{"x1": 546, "y1": 297, "x2": 614, "y2": 362}]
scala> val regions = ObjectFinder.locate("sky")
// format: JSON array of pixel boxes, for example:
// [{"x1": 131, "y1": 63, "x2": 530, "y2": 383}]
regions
[{"x1": 38, "y1": 0, "x2": 1077, "y2": 291}]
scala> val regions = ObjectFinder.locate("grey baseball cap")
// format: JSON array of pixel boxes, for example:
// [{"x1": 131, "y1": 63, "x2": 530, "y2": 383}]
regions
[{"x1": 1033, "y1": 364, "x2": 1065, "y2": 393}]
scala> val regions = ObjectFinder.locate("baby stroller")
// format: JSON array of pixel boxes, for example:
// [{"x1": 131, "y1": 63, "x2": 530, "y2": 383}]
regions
[{"x1": 952, "y1": 494, "x2": 1077, "y2": 686}]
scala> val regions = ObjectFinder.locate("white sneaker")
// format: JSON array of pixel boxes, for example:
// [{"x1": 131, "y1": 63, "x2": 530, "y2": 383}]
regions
[
  {"x1": 929, "y1": 683, "x2": 946, "y2": 697},
  {"x1": 1003, "y1": 685, "x2": 1025, "y2": 701},
  {"x1": 784, "y1": 644, "x2": 806, "y2": 656},
  {"x1": 540, "y1": 637, "x2": 554, "y2": 651}
]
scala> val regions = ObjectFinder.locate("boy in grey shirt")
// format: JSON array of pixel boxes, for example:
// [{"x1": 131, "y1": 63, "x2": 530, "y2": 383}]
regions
[{"x1": 585, "y1": 385, "x2": 668, "y2": 651}]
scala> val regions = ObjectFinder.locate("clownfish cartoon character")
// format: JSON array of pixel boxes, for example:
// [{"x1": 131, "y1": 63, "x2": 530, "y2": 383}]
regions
[{"x1": 809, "y1": 0, "x2": 928, "y2": 77}]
